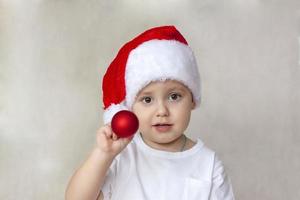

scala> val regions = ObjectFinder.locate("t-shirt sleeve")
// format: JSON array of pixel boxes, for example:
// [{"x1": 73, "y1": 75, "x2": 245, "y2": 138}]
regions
[
  {"x1": 100, "y1": 157, "x2": 118, "y2": 200},
  {"x1": 210, "y1": 155, "x2": 235, "y2": 200}
]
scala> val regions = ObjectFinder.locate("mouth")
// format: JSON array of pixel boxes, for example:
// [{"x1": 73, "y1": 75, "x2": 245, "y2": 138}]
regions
[
  {"x1": 153, "y1": 122, "x2": 173, "y2": 126},
  {"x1": 152, "y1": 123, "x2": 173, "y2": 132}
]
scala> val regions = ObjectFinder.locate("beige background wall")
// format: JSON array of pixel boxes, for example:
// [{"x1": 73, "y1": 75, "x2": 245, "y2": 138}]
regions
[{"x1": 1, "y1": 0, "x2": 299, "y2": 199}]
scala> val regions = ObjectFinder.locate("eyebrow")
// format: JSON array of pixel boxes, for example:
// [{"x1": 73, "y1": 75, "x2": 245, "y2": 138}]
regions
[
  {"x1": 167, "y1": 87, "x2": 186, "y2": 93},
  {"x1": 138, "y1": 91, "x2": 152, "y2": 96},
  {"x1": 138, "y1": 86, "x2": 187, "y2": 96}
]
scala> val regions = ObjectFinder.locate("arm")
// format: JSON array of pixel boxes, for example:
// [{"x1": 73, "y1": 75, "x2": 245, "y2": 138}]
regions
[
  {"x1": 65, "y1": 125, "x2": 133, "y2": 200},
  {"x1": 209, "y1": 156, "x2": 235, "y2": 200},
  {"x1": 65, "y1": 147, "x2": 114, "y2": 200}
]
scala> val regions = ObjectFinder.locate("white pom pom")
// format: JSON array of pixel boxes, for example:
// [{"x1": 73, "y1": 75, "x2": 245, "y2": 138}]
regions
[{"x1": 103, "y1": 102, "x2": 128, "y2": 124}]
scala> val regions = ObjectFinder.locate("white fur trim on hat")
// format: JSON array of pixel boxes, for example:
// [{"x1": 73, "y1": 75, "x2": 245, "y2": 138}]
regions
[
  {"x1": 103, "y1": 102, "x2": 128, "y2": 124},
  {"x1": 124, "y1": 39, "x2": 201, "y2": 109}
]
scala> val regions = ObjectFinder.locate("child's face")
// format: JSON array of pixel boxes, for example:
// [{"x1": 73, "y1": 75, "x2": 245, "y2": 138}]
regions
[{"x1": 132, "y1": 80, "x2": 195, "y2": 151}]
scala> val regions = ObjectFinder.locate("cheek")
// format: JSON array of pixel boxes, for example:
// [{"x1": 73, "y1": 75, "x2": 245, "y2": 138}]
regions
[
  {"x1": 135, "y1": 114, "x2": 150, "y2": 132},
  {"x1": 173, "y1": 101, "x2": 192, "y2": 114},
  {"x1": 133, "y1": 108, "x2": 148, "y2": 123},
  {"x1": 177, "y1": 111, "x2": 191, "y2": 131},
  {"x1": 173, "y1": 105, "x2": 192, "y2": 123}
]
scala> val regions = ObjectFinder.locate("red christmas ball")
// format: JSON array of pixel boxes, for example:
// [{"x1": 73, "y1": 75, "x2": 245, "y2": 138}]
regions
[{"x1": 111, "y1": 110, "x2": 139, "y2": 138}]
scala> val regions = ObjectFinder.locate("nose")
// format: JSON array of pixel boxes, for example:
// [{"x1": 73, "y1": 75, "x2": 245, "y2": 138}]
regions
[{"x1": 156, "y1": 101, "x2": 169, "y2": 117}]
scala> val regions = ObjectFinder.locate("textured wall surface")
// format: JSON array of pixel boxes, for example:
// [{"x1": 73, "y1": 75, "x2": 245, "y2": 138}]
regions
[{"x1": 0, "y1": 0, "x2": 299, "y2": 199}]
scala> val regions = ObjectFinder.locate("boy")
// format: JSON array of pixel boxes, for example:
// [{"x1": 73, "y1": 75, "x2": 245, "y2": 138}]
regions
[{"x1": 66, "y1": 26, "x2": 235, "y2": 200}]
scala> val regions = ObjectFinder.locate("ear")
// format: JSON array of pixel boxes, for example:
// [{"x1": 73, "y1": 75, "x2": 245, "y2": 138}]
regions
[
  {"x1": 190, "y1": 92, "x2": 196, "y2": 110},
  {"x1": 191, "y1": 101, "x2": 196, "y2": 110}
]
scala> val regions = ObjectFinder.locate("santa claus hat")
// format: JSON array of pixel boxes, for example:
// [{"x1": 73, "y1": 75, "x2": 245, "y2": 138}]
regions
[{"x1": 102, "y1": 25, "x2": 201, "y2": 124}]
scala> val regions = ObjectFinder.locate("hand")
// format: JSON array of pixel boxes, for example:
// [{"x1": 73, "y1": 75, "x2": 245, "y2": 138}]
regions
[{"x1": 96, "y1": 124, "x2": 134, "y2": 157}]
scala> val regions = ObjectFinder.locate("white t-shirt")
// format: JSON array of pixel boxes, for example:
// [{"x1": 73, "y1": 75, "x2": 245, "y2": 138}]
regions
[{"x1": 101, "y1": 133, "x2": 235, "y2": 200}]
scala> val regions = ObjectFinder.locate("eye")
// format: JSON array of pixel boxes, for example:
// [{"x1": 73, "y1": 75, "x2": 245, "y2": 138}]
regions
[
  {"x1": 141, "y1": 96, "x2": 152, "y2": 104},
  {"x1": 169, "y1": 93, "x2": 181, "y2": 101}
]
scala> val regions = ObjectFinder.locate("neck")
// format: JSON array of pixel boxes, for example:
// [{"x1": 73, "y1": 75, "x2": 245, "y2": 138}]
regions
[{"x1": 140, "y1": 133, "x2": 187, "y2": 152}]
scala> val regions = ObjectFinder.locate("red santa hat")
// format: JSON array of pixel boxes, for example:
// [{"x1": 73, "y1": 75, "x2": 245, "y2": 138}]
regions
[{"x1": 102, "y1": 25, "x2": 201, "y2": 124}]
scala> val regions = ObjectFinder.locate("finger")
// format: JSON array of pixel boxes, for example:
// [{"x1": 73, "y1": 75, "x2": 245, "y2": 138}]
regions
[
  {"x1": 105, "y1": 125, "x2": 114, "y2": 138},
  {"x1": 112, "y1": 133, "x2": 118, "y2": 141},
  {"x1": 97, "y1": 125, "x2": 113, "y2": 139}
]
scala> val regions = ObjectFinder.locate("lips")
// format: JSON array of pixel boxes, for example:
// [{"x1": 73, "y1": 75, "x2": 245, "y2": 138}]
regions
[{"x1": 152, "y1": 123, "x2": 173, "y2": 132}]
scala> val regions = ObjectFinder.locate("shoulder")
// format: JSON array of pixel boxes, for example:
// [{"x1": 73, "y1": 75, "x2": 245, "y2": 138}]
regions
[
  {"x1": 195, "y1": 140, "x2": 225, "y2": 174},
  {"x1": 191, "y1": 137, "x2": 216, "y2": 161},
  {"x1": 189, "y1": 138, "x2": 230, "y2": 178}
]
